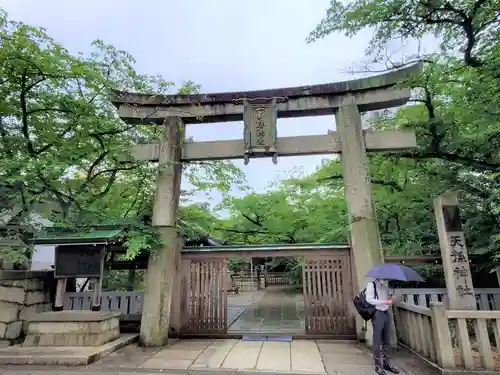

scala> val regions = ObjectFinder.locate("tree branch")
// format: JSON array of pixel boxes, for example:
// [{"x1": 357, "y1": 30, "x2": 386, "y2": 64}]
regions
[
  {"x1": 317, "y1": 175, "x2": 405, "y2": 192},
  {"x1": 215, "y1": 227, "x2": 268, "y2": 235},
  {"x1": 397, "y1": 151, "x2": 500, "y2": 172},
  {"x1": 20, "y1": 72, "x2": 36, "y2": 157},
  {"x1": 123, "y1": 181, "x2": 144, "y2": 218},
  {"x1": 241, "y1": 213, "x2": 264, "y2": 227}
]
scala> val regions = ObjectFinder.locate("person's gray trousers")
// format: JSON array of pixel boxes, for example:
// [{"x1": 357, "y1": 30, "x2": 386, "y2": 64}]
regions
[{"x1": 372, "y1": 309, "x2": 391, "y2": 365}]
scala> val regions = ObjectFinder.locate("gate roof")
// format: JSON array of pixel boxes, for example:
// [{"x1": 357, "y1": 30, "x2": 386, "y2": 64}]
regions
[
  {"x1": 182, "y1": 243, "x2": 350, "y2": 259},
  {"x1": 34, "y1": 227, "x2": 443, "y2": 264}
]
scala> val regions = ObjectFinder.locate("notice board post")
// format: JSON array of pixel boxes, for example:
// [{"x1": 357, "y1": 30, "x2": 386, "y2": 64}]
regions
[{"x1": 53, "y1": 245, "x2": 105, "y2": 311}]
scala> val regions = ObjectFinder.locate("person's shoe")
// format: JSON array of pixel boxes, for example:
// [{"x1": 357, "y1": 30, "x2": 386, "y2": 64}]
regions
[
  {"x1": 383, "y1": 364, "x2": 400, "y2": 374},
  {"x1": 374, "y1": 365, "x2": 387, "y2": 375}
]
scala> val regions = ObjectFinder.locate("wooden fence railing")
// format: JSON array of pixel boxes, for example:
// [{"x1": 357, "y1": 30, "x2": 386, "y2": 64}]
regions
[
  {"x1": 265, "y1": 272, "x2": 291, "y2": 288},
  {"x1": 393, "y1": 302, "x2": 438, "y2": 363},
  {"x1": 232, "y1": 272, "x2": 294, "y2": 291},
  {"x1": 63, "y1": 288, "x2": 500, "y2": 322},
  {"x1": 64, "y1": 290, "x2": 143, "y2": 320},
  {"x1": 444, "y1": 309, "x2": 500, "y2": 371},
  {"x1": 395, "y1": 302, "x2": 500, "y2": 372},
  {"x1": 393, "y1": 288, "x2": 500, "y2": 311},
  {"x1": 232, "y1": 277, "x2": 258, "y2": 291}
]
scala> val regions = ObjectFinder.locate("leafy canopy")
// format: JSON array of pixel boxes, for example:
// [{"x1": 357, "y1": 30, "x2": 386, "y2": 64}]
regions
[
  {"x1": 306, "y1": 0, "x2": 500, "y2": 268},
  {"x1": 0, "y1": 9, "x2": 245, "y2": 265}
]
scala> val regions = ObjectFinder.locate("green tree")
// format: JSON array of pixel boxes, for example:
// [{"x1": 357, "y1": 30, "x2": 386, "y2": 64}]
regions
[
  {"x1": 0, "y1": 9, "x2": 245, "y2": 265},
  {"x1": 308, "y1": 0, "x2": 500, "y2": 267},
  {"x1": 217, "y1": 176, "x2": 349, "y2": 245}
]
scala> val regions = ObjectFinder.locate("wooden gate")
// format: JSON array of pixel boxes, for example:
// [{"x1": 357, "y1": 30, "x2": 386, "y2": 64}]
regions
[
  {"x1": 302, "y1": 253, "x2": 355, "y2": 336},
  {"x1": 180, "y1": 258, "x2": 228, "y2": 334}
]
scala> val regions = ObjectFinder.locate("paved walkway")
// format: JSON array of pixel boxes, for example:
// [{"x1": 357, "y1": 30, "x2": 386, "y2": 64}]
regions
[
  {"x1": 0, "y1": 339, "x2": 439, "y2": 375},
  {"x1": 227, "y1": 290, "x2": 266, "y2": 327},
  {"x1": 228, "y1": 290, "x2": 304, "y2": 334},
  {"x1": 80, "y1": 339, "x2": 323, "y2": 373}
]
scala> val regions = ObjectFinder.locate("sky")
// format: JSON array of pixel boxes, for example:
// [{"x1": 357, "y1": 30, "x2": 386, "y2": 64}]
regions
[{"x1": 0, "y1": 0, "x2": 381, "y2": 198}]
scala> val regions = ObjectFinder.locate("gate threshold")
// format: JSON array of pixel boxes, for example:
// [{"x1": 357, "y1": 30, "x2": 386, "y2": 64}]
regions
[
  {"x1": 242, "y1": 335, "x2": 292, "y2": 342},
  {"x1": 179, "y1": 332, "x2": 357, "y2": 341}
]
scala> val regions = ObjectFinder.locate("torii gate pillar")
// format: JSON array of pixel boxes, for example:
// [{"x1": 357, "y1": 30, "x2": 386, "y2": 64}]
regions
[
  {"x1": 140, "y1": 117, "x2": 183, "y2": 346},
  {"x1": 336, "y1": 103, "x2": 397, "y2": 347}
]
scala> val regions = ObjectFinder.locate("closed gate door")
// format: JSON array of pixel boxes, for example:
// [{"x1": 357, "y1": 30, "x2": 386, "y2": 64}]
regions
[
  {"x1": 302, "y1": 254, "x2": 355, "y2": 336},
  {"x1": 181, "y1": 258, "x2": 228, "y2": 334}
]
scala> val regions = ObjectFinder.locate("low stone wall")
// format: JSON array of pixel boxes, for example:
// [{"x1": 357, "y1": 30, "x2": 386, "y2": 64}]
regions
[
  {"x1": 23, "y1": 311, "x2": 121, "y2": 347},
  {"x1": 0, "y1": 270, "x2": 54, "y2": 345}
]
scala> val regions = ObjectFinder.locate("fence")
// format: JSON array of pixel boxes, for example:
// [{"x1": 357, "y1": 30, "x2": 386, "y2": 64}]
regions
[
  {"x1": 394, "y1": 302, "x2": 500, "y2": 372},
  {"x1": 231, "y1": 277, "x2": 258, "y2": 292},
  {"x1": 393, "y1": 302, "x2": 438, "y2": 363},
  {"x1": 265, "y1": 272, "x2": 291, "y2": 289},
  {"x1": 64, "y1": 288, "x2": 500, "y2": 322},
  {"x1": 231, "y1": 272, "x2": 294, "y2": 291},
  {"x1": 64, "y1": 290, "x2": 143, "y2": 321},
  {"x1": 393, "y1": 288, "x2": 500, "y2": 311}
]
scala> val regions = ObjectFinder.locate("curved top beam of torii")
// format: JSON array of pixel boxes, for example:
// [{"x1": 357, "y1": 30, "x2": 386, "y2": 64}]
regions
[{"x1": 110, "y1": 63, "x2": 422, "y2": 124}]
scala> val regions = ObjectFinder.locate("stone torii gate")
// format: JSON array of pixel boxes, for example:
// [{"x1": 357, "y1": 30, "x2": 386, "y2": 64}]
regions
[{"x1": 110, "y1": 64, "x2": 421, "y2": 346}]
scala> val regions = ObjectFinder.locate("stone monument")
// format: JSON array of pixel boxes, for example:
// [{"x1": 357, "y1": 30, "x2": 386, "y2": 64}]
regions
[{"x1": 434, "y1": 191, "x2": 476, "y2": 310}]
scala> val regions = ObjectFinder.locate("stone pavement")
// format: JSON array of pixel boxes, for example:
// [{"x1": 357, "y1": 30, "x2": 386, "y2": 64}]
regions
[
  {"x1": 0, "y1": 339, "x2": 439, "y2": 375},
  {"x1": 91, "y1": 339, "x2": 325, "y2": 373},
  {"x1": 226, "y1": 291, "x2": 265, "y2": 327},
  {"x1": 228, "y1": 291, "x2": 304, "y2": 334}
]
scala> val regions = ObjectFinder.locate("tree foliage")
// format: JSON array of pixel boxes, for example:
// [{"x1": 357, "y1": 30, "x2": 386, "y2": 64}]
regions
[
  {"x1": 0, "y1": 9, "x2": 245, "y2": 265},
  {"x1": 305, "y1": 0, "x2": 500, "y2": 268},
  {"x1": 217, "y1": 174, "x2": 348, "y2": 245}
]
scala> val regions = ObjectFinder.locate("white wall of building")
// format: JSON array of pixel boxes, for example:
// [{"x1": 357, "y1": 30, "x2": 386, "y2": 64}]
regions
[{"x1": 30, "y1": 245, "x2": 89, "y2": 291}]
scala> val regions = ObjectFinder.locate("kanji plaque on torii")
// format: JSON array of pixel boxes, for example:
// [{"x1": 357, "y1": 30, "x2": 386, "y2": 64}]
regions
[
  {"x1": 241, "y1": 98, "x2": 279, "y2": 165},
  {"x1": 434, "y1": 192, "x2": 476, "y2": 310}
]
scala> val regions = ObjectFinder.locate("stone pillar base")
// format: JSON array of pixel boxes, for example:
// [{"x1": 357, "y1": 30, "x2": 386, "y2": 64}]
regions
[{"x1": 23, "y1": 311, "x2": 120, "y2": 347}]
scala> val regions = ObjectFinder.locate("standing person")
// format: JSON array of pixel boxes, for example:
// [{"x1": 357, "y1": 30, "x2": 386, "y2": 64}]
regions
[{"x1": 366, "y1": 279, "x2": 399, "y2": 375}]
